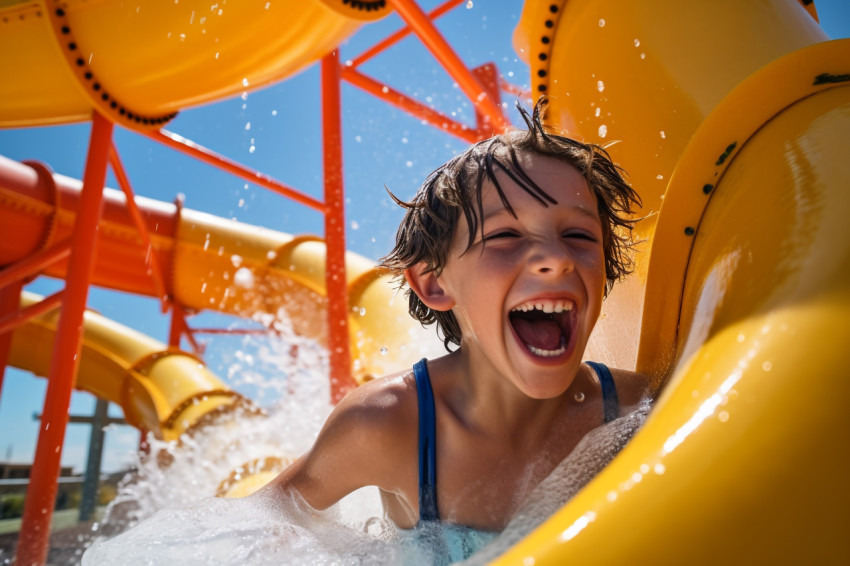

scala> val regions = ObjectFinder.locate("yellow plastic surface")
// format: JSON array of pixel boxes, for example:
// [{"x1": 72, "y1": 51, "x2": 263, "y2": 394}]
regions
[
  {"x1": 514, "y1": 0, "x2": 830, "y2": 371},
  {"x1": 0, "y1": 0, "x2": 389, "y2": 129},
  {"x1": 495, "y1": 37, "x2": 850, "y2": 566},
  {"x1": 10, "y1": 292, "x2": 241, "y2": 441},
  {"x1": 170, "y1": 209, "x2": 428, "y2": 382}
]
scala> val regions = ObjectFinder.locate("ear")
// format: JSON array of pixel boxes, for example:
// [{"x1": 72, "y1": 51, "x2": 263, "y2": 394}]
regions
[{"x1": 404, "y1": 262, "x2": 455, "y2": 311}]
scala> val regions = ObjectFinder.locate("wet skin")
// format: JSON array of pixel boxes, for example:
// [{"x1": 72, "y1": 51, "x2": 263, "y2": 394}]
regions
[{"x1": 263, "y1": 152, "x2": 646, "y2": 532}]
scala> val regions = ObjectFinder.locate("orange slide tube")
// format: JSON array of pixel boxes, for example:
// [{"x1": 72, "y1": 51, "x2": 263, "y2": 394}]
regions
[{"x1": 0, "y1": 155, "x2": 428, "y2": 384}]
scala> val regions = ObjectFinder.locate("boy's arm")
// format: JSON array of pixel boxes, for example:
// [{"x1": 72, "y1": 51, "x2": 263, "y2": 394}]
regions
[{"x1": 259, "y1": 374, "x2": 416, "y2": 511}]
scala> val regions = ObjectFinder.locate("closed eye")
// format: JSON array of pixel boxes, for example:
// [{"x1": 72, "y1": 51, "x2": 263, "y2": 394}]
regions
[
  {"x1": 484, "y1": 230, "x2": 520, "y2": 241},
  {"x1": 563, "y1": 231, "x2": 599, "y2": 242}
]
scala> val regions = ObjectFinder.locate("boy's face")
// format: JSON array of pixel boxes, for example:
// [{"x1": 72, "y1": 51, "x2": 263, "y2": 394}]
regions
[{"x1": 438, "y1": 152, "x2": 606, "y2": 398}]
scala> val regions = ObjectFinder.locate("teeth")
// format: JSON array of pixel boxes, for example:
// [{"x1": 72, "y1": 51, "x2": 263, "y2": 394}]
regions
[
  {"x1": 511, "y1": 299, "x2": 574, "y2": 314},
  {"x1": 528, "y1": 338, "x2": 567, "y2": 358}
]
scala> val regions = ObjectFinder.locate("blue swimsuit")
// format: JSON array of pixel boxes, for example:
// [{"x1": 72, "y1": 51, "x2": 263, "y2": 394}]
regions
[{"x1": 409, "y1": 358, "x2": 620, "y2": 562}]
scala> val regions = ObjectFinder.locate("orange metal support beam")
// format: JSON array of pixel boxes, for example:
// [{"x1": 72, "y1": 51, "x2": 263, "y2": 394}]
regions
[
  {"x1": 322, "y1": 51, "x2": 356, "y2": 404},
  {"x1": 388, "y1": 0, "x2": 510, "y2": 133},
  {"x1": 0, "y1": 281, "x2": 23, "y2": 403},
  {"x1": 146, "y1": 129, "x2": 328, "y2": 214},
  {"x1": 499, "y1": 77, "x2": 531, "y2": 100},
  {"x1": 108, "y1": 143, "x2": 170, "y2": 312},
  {"x1": 0, "y1": 238, "x2": 71, "y2": 290},
  {"x1": 340, "y1": 66, "x2": 481, "y2": 143},
  {"x1": 349, "y1": 0, "x2": 464, "y2": 68},
  {"x1": 15, "y1": 112, "x2": 114, "y2": 566},
  {"x1": 168, "y1": 301, "x2": 203, "y2": 354},
  {"x1": 0, "y1": 290, "x2": 64, "y2": 336}
]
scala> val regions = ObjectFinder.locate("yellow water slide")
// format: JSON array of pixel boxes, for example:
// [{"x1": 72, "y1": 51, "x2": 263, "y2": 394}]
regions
[
  {"x1": 497, "y1": 0, "x2": 850, "y2": 563},
  {"x1": 10, "y1": 291, "x2": 257, "y2": 442},
  {"x1": 2, "y1": 0, "x2": 849, "y2": 563},
  {"x1": 0, "y1": 0, "x2": 390, "y2": 129},
  {"x1": 0, "y1": 156, "x2": 426, "y2": 440}
]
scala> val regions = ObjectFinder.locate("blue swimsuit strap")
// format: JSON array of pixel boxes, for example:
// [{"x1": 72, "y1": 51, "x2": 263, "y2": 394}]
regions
[
  {"x1": 413, "y1": 359, "x2": 619, "y2": 526},
  {"x1": 585, "y1": 361, "x2": 620, "y2": 423},
  {"x1": 413, "y1": 358, "x2": 440, "y2": 524}
]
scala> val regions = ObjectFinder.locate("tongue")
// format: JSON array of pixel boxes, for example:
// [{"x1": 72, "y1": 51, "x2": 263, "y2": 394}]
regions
[{"x1": 512, "y1": 318, "x2": 562, "y2": 351}]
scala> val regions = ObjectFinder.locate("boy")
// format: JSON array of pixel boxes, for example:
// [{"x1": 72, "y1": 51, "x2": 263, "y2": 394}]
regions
[{"x1": 263, "y1": 100, "x2": 647, "y2": 561}]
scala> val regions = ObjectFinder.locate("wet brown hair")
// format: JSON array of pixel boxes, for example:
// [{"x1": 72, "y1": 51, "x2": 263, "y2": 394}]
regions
[{"x1": 380, "y1": 98, "x2": 641, "y2": 350}]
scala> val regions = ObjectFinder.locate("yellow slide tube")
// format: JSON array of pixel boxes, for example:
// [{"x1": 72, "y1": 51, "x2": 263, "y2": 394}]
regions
[
  {"x1": 0, "y1": 160, "x2": 425, "y2": 383},
  {"x1": 171, "y1": 207, "x2": 427, "y2": 381},
  {"x1": 0, "y1": 0, "x2": 389, "y2": 129},
  {"x1": 497, "y1": 11, "x2": 850, "y2": 565},
  {"x1": 10, "y1": 292, "x2": 255, "y2": 441}
]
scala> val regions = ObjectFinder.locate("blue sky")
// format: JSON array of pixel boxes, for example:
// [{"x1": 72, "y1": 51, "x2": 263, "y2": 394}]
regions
[{"x1": 1, "y1": 1, "x2": 848, "y2": 474}]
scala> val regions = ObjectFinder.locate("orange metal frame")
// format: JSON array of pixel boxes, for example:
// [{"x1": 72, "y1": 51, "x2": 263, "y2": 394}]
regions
[{"x1": 2, "y1": 1, "x2": 515, "y2": 562}]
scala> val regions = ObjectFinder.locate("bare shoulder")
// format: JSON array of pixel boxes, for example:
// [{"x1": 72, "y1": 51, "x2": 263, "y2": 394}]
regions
[
  {"x1": 329, "y1": 368, "x2": 419, "y2": 439},
  {"x1": 266, "y1": 368, "x2": 419, "y2": 510},
  {"x1": 609, "y1": 367, "x2": 652, "y2": 411}
]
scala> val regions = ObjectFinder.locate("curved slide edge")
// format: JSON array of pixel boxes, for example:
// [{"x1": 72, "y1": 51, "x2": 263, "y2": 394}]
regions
[
  {"x1": 0, "y1": 155, "x2": 430, "y2": 383},
  {"x1": 0, "y1": 0, "x2": 388, "y2": 129},
  {"x1": 9, "y1": 291, "x2": 257, "y2": 442},
  {"x1": 494, "y1": 41, "x2": 850, "y2": 565}
]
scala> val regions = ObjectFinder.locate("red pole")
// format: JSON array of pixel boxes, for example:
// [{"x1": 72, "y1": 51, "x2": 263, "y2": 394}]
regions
[
  {"x1": 0, "y1": 281, "x2": 23, "y2": 405},
  {"x1": 0, "y1": 291, "x2": 65, "y2": 336},
  {"x1": 146, "y1": 129, "x2": 327, "y2": 213},
  {"x1": 321, "y1": 50, "x2": 355, "y2": 404},
  {"x1": 15, "y1": 112, "x2": 113, "y2": 566},
  {"x1": 340, "y1": 67, "x2": 481, "y2": 143},
  {"x1": 388, "y1": 0, "x2": 510, "y2": 133},
  {"x1": 349, "y1": 0, "x2": 465, "y2": 68}
]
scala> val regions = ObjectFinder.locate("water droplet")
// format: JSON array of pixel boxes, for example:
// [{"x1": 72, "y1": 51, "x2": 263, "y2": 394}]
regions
[
  {"x1": 656, "y1": 174, "x2": 663, "y2": 180},
  {"x1": 597, "y1": 80, "x2": 605, "y2": 92},
  {"x1": 659, "y1": 130, "x2": 666, "y2": 139},
  {"x1": 380, "y1": 347, "x2": 388, "y2": 356},
  {"x1": 233, "y1": 267, "x2": 254, "y2": 289},
  {"x1": 466, "y1": 0, "x2": 473, "y2": 8},
  {"x1": 598, "y1": 18, "x2": 605, "y2": 27},
  {"x1": 654, "y1": 463, "x2": 666, "y2": 475},
  {"x1": 598, "y1": 125, "x2": 607, "y2": 138},
  {"x1": 351, "y1": 221, "x2": 359, "y2": 230},
  {"x1": 381, "y1": 85, "x2": 389, "y2": 94},
  {"x1": 718, "y1": 410, "x2": 730, "y2": 423},
  {"x1": 405, "y1": 160, "x2": 413, "y2": 167},
  {"x1": 606, "y1": 490, "x2": 617, "y2": 502},
  {"x1": 634, "y1": 38, "x2": 640, "y2": 47},
  {"x1": 640, "y1": 52, "x2": 646, "y2": 60},
  {"x1": 242, "y1": 78, "x2": 249, "y2": 87},
  {"x1": 245, "y1": 122, "x2": 251, "y2": 131},
  {"x1": 737, "y1": 333, "x2": 746, "y2": 343},
  {"x1": 231, "y1": 255, "x2": 243, "y2": 268},
  {"x1": 595, "y1": 107, "x2": 601, "y2": 117},
  {"x1": 762, "y1": 361, "x2": 772, "y2": 372},
  {"x1": 574, "y1": 391, "x2": 585, "y2": 403}
]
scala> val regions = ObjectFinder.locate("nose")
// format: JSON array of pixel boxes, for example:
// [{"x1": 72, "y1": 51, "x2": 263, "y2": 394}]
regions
[{"x1": 528, "y1": 239, "x2": 575, "y2": 275}]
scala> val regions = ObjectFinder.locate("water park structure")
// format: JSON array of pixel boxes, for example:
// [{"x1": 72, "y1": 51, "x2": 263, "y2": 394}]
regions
[{"x1": 1, "y1": 0, "x2": 849, "y2": 564}]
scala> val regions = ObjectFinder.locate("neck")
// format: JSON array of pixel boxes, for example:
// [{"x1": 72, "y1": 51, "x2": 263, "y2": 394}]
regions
[{"x1": 431, "y1": 348, "x2": 581, "y2": 448}]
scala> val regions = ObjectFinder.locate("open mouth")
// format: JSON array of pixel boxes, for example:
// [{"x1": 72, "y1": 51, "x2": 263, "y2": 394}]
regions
[{"x1": 509, "y1": 299, "x2": 575, "y2": 359}]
